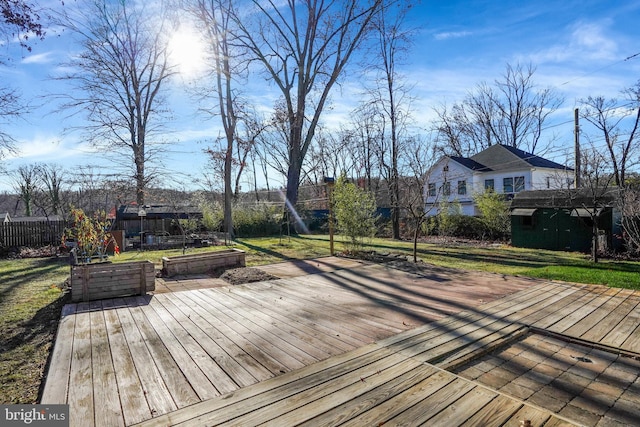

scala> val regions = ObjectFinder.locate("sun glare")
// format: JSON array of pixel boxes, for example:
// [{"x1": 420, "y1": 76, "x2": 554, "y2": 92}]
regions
[{"x1": 168, "y1": 28, "x2": 208, "y2": 78}]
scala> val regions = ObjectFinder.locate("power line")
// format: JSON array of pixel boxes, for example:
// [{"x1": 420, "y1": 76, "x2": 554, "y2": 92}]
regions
[{"x1": 559, "y1": 51, "x2": 640, "y2": 87}]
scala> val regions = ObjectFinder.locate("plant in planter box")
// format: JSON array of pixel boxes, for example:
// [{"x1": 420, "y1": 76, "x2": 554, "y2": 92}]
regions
[{"x1": 62, "y1": 208, "x2": 119, "y2": 264}]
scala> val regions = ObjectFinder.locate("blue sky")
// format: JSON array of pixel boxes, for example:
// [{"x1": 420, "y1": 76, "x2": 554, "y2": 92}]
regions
[{"x1": 0, "y1": 0, "x2": 639, "y2": 192}]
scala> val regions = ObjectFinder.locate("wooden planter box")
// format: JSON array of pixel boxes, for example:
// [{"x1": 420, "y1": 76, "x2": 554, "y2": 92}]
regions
[
  {"x1": 162, "y1": 249, "x2": 246, "y2": 277},
  {"x1": 71, "y1": 260, "x2": 155, "y2": 302}
]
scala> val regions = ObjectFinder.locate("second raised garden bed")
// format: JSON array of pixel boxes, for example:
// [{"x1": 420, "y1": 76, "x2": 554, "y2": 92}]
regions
[{"x1": 162, "y1": 248, "x2": 246, "y2": 277}]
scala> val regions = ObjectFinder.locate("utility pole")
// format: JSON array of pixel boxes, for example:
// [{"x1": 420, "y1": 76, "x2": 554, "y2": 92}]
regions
[{"x1": 574, "y1": 108, "x2": 581, "y2": 188}]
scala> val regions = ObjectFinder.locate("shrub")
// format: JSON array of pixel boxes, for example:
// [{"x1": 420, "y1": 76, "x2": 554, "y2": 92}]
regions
[
  {"x1": 474, "y1": 190, "x2": 510, "y2": 240},
  {"x1": 233, "y1": 202, "x2": 282, "y2": 237},
  {"x1": 332, "y1": 176, "x2": 378, "y2": 250},
  {"x1": 427, "y1": 214, "x2": 486, "y2": 239},
  {"x1": 435, "y1": 199, "x2": 462, "y2": 236},
  {"x1": 200, "y1": 201, "x2": 224, "y2": 231}
]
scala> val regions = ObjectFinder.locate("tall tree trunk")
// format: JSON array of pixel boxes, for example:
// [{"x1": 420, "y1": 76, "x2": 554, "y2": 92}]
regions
[
  {"x1": 592, "y1": 219, "x2": 599, "y2": 263},
  {"x1": 284, "y1": 145, "x2": 303, "y2": 230},
  {"x1": 224, "y1": 139, "x2": 234, "y2": 238},
  {"x1": 135, "y1": 148, "x2": 145, "y2": 207}
]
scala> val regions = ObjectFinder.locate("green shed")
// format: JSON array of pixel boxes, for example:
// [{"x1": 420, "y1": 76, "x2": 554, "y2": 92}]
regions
[{"x1": 510, "y1": 188, "x2": 622, "y2": 252}]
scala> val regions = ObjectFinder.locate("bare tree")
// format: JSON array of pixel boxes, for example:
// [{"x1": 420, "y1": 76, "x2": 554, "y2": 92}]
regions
[
  {"x1": 55, "y1": 0, "x2": 174, "y2": 207},
  {"x1": 68, "y1": 165, "x2": 109, "y2": 214},
  {"x1": 183, "y1": 0, "x2": 244, "y2": 238},
  {"x1": 402, "y1": 135, "x2": 436, "y2": 262},
  {"x1": 37, "y1": 163, "x2": 66, "y2": 216},
  {"x1": 0, "y1": 87, "x2": 21, "y2": 162},
  {"x1": 12, "y1": 164, "x2": 40, "y2": 216},
  {"x1": 364, "y1": 2, "x2": 415, "y2": 239},
  {"x1": 348, "y1": 103, "x2": 383, "y2": 193},
  {"x1": 619, "y1": 186, "x2": 640, "y2": 254},
  {"x1": 306, "y1": 126, "x2": 358, "y2": 184},
  {"x1": 204, "y1": 110, "x2": 267, "y2": 194},
  {"x1": 232, "y1": 0, "x2": 386, "y2": 224},
  {"x1": 579, "y1": 81, "x2": 640, "y2": 187},
  {"x1": 250, "y1": 100, "x2": 294, "y2": 189},
  {"x1": 574, "y1": 144, "x2": 617, "y2": 263},
  {"x1": 434, "y1": 63, "x2": 563, "y2": 156}
]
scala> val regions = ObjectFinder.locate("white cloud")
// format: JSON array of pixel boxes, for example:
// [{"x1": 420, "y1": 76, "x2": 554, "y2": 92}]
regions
[
  {"x1": 527, "y1": 20, "x2": 618, "y2": 65},
  {"x1": 433, "y1": 31, "x2": 472, "y2": 41},
  {"x1": 21, "y1": 51, "x2": 55, "y2": 65},
  {"x1": 6, "y1": 134, "x2": 96, "y2": 162}
]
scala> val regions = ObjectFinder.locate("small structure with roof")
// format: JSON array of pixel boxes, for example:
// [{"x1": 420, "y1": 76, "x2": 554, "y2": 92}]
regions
[
  {"x1": 510, "y1": 188, "x2": 622, "y2": 252},
  {"x1": 115, "y1": 204, "x2": 203, "y2": 240}
]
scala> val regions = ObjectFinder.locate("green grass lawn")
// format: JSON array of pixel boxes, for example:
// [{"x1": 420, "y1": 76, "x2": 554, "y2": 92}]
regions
[{"x1": 1, "y1": 235, "x2": 639, "y2": 404}]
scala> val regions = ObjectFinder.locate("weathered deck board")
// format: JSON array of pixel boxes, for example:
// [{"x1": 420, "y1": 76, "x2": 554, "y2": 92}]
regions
[
  {"x1": 217, "y1": 284, "x2": 360, "y2": 352},
  {"x1": 89, "y1": 302, "x2": 123, "y2": 426},
  {"x1": 163, "y1": 290, "x2": 271, "y2": 385},
  {"x1": 580, "y1": 290, "x2": 640, "y2": 342},
  {"x1": 42, "y1": 260, "x2": 640, "y2": 427},
  {"x1": 600, "y1": 294, "x2": 640, "y2": 347},
  {"x1": 101, "y1": 299, "x2": 151, "y2": 426},
  {"x1": 123, "y1": 297, "x2": 199, "y2": 409},
  {"x1": 459, "y1": 394, "x2": 523, "y2": 426},
  {"x1": 111, "y1": 298, "x2": 177, "y2": 417},
  {"x1": 197, "y1": 286, "x2": 332, "y2": 363},
  {"x1": 40, "y1": 303, "x2": 75, "y2": 404},
  {"x1": 67, "y1": 303, "x2": 94, "y2": 427},
  {"x1": 131, "y1": 296, "x2": 220, "y2": 400}
]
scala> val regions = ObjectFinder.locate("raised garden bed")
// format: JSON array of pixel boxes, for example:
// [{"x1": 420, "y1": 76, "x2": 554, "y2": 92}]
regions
[
  {"x1": 162, "y1": 249, "x2": 246, "y2": 277},
  {"x1": 71, "y1": 260, "x2": 155, "y2": 302}
]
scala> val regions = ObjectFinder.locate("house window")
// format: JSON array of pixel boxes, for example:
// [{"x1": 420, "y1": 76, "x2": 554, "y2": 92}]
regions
[
  {"x1": 546, "y1": 177, "x2": 551, "y2": 189},
  {"x1": 442, "y1": 182, "x2": 451, "y2": 196},
  {"x1": 428, "y1": 183, "x2": 436, "y2": 197},
  {"x1": 503, "y1": 176, "x2": 525, "y2": 193},
  {"x1": 457, "y1": 180, "x2": 467, "y2": 195},
  {"x1": 484, "y1": 179, "x2": 494, "y2": 191},
  {"x1": 503, "y1": 177, "x2": 513, "y2": 193}
]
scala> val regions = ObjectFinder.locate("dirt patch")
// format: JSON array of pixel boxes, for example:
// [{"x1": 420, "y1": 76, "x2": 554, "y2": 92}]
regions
[
  {"x1": 219, "y1": 267, "x2": 279, "y2": 285},
  {"x1": 339, "y1": 250, "x2": 407, "y2": 263}
]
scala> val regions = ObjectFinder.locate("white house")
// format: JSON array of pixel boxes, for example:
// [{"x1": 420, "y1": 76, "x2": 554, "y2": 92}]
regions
[{"x1": 424, "y1": 144, "x2": 574, "y2": 216}]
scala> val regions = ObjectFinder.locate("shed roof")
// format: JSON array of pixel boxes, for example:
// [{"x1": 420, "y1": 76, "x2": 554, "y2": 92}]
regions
[
  {"x1": 510, "y1": 188, "x2": 619, "y2": 209},
  {"x1": 117, "y1": 204, "x2": 203, "y2": 220}
]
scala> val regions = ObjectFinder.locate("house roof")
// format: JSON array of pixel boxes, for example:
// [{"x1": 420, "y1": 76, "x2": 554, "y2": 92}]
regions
[
  {"x1": 510, "y1": 188, "x2": 620, "y2": 209},
  {"x1": 470, "y1": 144, "x2": 572, "y2": 172},
  {"x1": 449, "y1": 156, "x2": 491, "y2": 171}
]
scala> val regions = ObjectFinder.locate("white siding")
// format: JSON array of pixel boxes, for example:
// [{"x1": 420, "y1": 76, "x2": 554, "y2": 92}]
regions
[
  {"x1": 424, "y1": 158, "x2": 475, "y2": 216},
  {"x1": 423, "y1": 157, "x2": 573, "y2": 217},
  {"x1": 531, "y1": 168, "x2": 574, "y2": 190}
]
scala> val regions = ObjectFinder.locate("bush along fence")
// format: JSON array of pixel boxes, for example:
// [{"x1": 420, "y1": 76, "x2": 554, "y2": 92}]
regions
[{"x1": 0, "y1": 220, "x2": 66, "y2": 248}]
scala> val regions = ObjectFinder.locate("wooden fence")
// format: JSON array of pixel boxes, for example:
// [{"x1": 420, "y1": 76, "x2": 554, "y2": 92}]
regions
[{"x1": 0, "y1": 220, "x2": 66, "y2": 248}]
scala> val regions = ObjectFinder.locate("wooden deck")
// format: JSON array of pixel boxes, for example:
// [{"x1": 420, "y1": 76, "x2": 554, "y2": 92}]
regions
[{"x1": 42, "y1": 260, "x2": 640, "y2": 426}]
